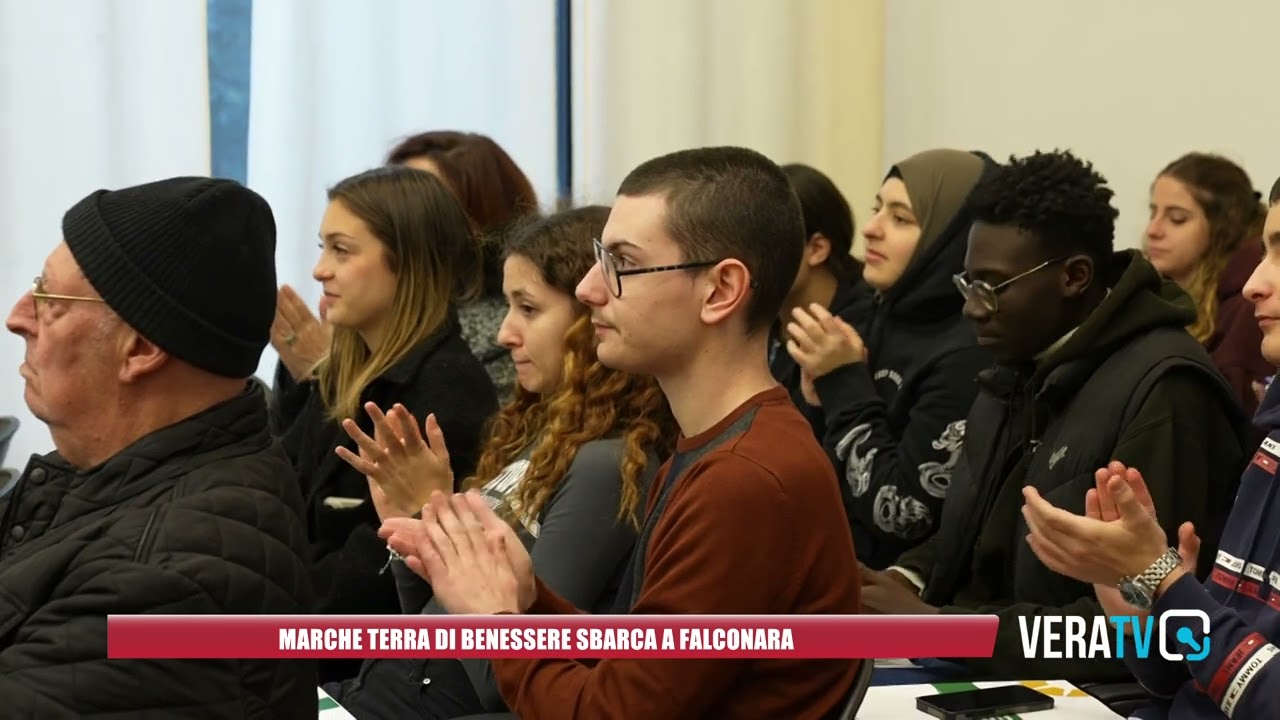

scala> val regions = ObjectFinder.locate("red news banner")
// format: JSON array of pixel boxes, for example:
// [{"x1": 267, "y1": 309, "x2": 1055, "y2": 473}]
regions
[{"x1": 107, "y1": 615, "x2": 998, "y2": 660}]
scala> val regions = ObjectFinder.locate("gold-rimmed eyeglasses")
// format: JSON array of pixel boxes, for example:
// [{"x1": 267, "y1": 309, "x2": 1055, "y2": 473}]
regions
[{"x1": 30, "y1": 276, "x2": 104, "y2": 317}]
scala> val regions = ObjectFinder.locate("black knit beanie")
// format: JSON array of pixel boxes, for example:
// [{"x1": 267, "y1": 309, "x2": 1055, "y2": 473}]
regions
[{"x1": 62, "y1": 177, "x2": 278, "y2": 378}]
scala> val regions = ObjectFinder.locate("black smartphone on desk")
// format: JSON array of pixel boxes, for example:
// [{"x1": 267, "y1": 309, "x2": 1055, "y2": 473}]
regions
[{"x1": 916, "y1": 684, "x2": 1054, "y2": 719}]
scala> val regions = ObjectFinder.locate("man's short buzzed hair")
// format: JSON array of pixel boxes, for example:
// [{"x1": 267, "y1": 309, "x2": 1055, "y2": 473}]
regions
[{"x1": 617, "y1": 146, "x2": 805, "y2": 333}]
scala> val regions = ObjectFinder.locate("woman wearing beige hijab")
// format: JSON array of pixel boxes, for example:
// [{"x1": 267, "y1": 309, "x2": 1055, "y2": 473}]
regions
[{"x1": 787, "y1": 149, "x2": 996, "y2": 569}]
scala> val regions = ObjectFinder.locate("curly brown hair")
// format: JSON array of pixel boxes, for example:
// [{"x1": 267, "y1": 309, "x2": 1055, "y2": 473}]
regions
[{"x1": 464, "y1": 206, "x2": 677, "y2": 529}]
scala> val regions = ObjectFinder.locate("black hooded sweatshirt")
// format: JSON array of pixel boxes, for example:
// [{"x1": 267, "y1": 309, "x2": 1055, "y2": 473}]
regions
[
  {"x1": 894, "y1": 250, "x2": 1253, "y2": 683},
  {"x1": 812, "y1": 150, "x2": 996, "y2": 569}
]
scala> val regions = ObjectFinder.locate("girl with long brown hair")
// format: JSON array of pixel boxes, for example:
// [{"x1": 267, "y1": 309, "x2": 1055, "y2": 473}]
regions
[
  {"x1": 323, "y1": 205, "x2": 677, "y2": 719},
  {"x1": 270, "y1": 166, "x2": 499, "y2": 683},
  {"x1": 1144, "y1": 153, "x2": 1272, "y2": 416},
  {"x1": 387, "y1": 130, "x2": 540, "y2": 400},
  {"x1": 271, "y1": 132, "x2": 538, "y2": 405}
]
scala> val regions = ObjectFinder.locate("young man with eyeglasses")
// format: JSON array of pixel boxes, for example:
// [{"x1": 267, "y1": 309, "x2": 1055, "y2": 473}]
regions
[
  {"x1": 861, "y1": 150, "x2": 1252, "y2": 685},
  {"x1": 378, "y1": 146, "x2": 862, "y2": 718}
]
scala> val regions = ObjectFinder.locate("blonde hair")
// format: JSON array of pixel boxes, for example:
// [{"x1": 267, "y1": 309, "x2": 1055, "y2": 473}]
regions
[{"x1": 316, "y1": 166, "x2": 479, "y2": 422}]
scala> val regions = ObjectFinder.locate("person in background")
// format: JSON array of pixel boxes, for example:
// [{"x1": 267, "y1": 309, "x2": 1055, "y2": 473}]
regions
[
  {"x1": 0, "y1": 178, "x2": 316, "y2": 716},
  {"x1": 1021, "y1": 185, "x2": 1280, "y2": 717},
  {"x1": 769, "y1": 163, "x2": 874, "y2": 440},
  {"x1": 1144, "y1": 153, "x2": 1271, "y2": 418},
  {"x1": 387, "y1": 130, "x2": 541, "y2": 401},
  {"x1": 270, "y1": 165, "x2": 498, "y2": 683},
  {"x1": 323, "y1": 206, "x2": 677, "y2": 719},
  {"x1": 786, "y1": 149, "x2": 993, "y2": 568},
  {"x1": 271, "y1": 131, "x2": 540, "y2": 404},
  {"x1": 380, "y1": 146, "x2": 862, "y2": 719},
  {"x1": 862, "y1": 150, "x2": 1251, "y2": 684}
]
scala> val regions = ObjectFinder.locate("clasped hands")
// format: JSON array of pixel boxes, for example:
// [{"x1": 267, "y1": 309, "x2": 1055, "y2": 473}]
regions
[
  {"x1": 380, "y1": 491, "x2": 536, "y2": 615},
  {"x1": 335, "y1": 402, "x2": 455, "y2": 520},
  {"x1": 271, "y1": 285, "x2": 332, "y2": 381},
  {"x1": 785, "y1": 303, "x2": 867, "y2": 407},
  {"x1": 858, "y1": 460, "x2": 1201, "y2": 617},
  {"x1": 335, "y1": 403, "x2": 537, "y2": 615},
  {"x1": 859, "y1": 565, "x2": 939, "y2": 615}
]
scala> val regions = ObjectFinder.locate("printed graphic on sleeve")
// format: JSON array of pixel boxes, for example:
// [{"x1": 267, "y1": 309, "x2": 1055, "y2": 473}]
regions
[
  {"x1": 917, "y1": 420, "x2": 965, "y2": 499},
  {"x1": 1211, "y1": 550, "x2": 1244, "y2": 591},
  {"x1": 1250, "y1": 437, "x2": 1280, "y2": 473},
  {"x1": 834, "y1": 423, "x2": 876, "y2": 498},
  {"x1": 873, "y1": 485, "x2": 932, "y2": 540}
]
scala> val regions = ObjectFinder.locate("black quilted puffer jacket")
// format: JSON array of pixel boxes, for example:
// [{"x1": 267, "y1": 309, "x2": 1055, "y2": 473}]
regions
[{"x1": 0, "y1": 383, "x2": 318, "y2": 719}]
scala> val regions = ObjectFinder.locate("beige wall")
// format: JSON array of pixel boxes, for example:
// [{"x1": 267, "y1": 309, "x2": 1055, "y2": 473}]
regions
[
  {"x1": 573, "y1": 0, "x2": 884, "y2": 258},
  {"x1": 883, "y1": 0, "x2": 1280, "y2": 250}
]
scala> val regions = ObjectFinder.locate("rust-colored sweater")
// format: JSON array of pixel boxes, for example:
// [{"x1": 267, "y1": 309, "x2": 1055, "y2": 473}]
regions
[{"x1": 492, "y1": 386, "x2": 862, "y2": 719}]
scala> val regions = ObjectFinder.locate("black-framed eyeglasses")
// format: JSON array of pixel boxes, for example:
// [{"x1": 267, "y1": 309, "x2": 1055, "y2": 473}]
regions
[
  {"x1": 593, "y1": 239, "x2": 721, "y2": 298},
  {"x1": 30, "y1": 275, "x2": 104, "y2": 318},
  {"x1": 952, "y1": 256, "x2": 1069, "y2": 313}
]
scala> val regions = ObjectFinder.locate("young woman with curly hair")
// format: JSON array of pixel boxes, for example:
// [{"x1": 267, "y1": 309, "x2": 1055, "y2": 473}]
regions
[{"x1": 323, "y1": 205, "x2": 677, "y2": 720}]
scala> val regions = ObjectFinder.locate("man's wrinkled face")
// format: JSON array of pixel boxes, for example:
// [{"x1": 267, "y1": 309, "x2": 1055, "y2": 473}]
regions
[{"x1": 6, "y1": 242, "x2": 120, "y2": 434}]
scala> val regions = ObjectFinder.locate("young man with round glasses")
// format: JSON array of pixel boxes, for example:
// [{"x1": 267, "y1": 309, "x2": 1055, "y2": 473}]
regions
[
  {"x1": 378, "y1": 146, "x2": 862, "y2": 718},
  {"x1": 862, "y1": 150, "x2": 1253, "y2": 685}
]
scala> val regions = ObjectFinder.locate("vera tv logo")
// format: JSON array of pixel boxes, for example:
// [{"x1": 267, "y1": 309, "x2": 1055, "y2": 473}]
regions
[{"x1": 1019, "y1": 610, "x2": 1211, "y2": 661}]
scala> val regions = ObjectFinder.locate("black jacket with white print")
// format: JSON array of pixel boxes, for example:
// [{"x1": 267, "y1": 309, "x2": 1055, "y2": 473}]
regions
[{"x1": 813, "y1": 158, "x2": 995, "y2": 570}]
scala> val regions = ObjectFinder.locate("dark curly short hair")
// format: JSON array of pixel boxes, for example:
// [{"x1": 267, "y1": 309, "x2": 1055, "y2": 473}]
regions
[{"x1": 968, "y1": 150, "x2": 1118, "y2": 271}]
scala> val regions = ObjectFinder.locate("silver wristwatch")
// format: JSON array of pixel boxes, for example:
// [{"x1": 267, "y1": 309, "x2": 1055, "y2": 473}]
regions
[{"x1": 1117, "y1": 548, "x2": 1181, "y2": 610}]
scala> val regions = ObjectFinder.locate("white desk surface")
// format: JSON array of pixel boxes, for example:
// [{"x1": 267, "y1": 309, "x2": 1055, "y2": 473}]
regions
[{"x1": 860, "y1": 679, "x2": 1121, "y2": 719}]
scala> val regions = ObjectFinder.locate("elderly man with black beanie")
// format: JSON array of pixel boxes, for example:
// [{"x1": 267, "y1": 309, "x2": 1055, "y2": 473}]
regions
[{"x1": 0, "y1": 177, "x2": 317, "y2": 718}]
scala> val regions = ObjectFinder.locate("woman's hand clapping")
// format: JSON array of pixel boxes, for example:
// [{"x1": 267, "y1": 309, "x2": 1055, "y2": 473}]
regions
[{"x1": 335, "y1": 402, "x2": 455, "y2": 520}]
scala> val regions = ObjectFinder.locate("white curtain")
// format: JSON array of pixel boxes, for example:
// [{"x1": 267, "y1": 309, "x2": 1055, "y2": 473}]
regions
[
  {"x1": 247, "y1": 0, "x2": 558, "y2": 382},
  {"x1": 570, "y1": 0, "x2": 885, "y2": 256},
  {"x1": 0, "y1": 0, "x2": 211, "y2": 466}
]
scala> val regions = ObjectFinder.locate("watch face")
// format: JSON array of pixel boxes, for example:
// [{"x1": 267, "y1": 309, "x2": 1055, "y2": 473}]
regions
[{"x1": 1119, "y1": 581, "x2": 1153, "y2": 609}]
